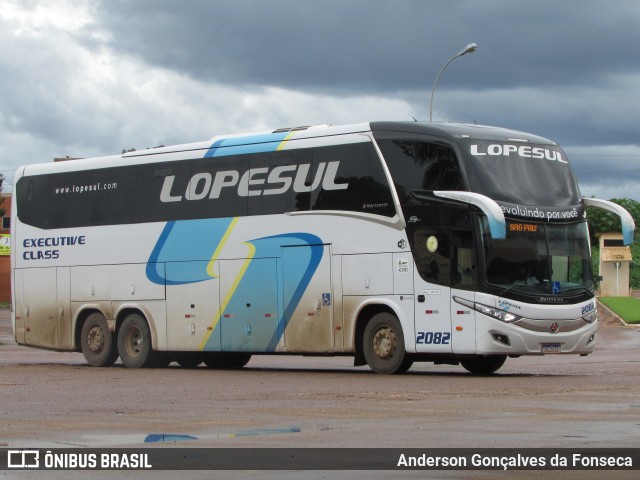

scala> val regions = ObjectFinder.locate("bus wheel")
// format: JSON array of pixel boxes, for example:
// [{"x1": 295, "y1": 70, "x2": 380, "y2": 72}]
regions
[
  {"x1": 460, "y1": 355, "x2": 506, "y2": 375},
  {"x1": 80, "y1": 312, "x2": 119, "y2": 367},
  {"x1": 117, "y1": 314, "x2": 157, "y2": 368},
  {"x1": 202, "y1": 353, "x2": 252, "y2": 369},
  {"x1": 363, "y1": 312, "x2": 413, "y2": 374},
  {"x1": 173, "y1": 352, "x2": 202, "y2": 368}
]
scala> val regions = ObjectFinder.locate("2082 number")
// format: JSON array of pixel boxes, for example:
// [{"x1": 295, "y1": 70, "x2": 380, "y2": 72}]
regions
[{"x1": 416, "y1": 331, "x2": 451, "y2": 345}]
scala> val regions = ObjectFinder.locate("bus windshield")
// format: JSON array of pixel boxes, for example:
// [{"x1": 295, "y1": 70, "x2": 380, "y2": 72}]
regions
[{"x1": 480, "y1": 218, "x2": 593, "y2": 295}]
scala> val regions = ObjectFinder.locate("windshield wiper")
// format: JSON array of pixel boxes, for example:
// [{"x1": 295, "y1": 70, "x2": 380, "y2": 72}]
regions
[
  {"x1": 498, "y1": 281, "x2": 548, "y2": 296},
  {"x1": 498, "y1": 284, "x2": 536, "y2": 296},
  {"x1": 499, "y1": 285, "x2": 521, "y2": 296},
  {"x1": 559, "y1": 286, "x2": 593, "y2": 295}
]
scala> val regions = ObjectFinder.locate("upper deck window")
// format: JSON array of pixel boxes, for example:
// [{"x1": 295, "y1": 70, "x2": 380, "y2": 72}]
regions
[
  {"x1": 376, "y1": 140, "x2": 464, "y2": 203},
  {"x1": 16, "y1": 140, "x2": 396, "y2": 229}
]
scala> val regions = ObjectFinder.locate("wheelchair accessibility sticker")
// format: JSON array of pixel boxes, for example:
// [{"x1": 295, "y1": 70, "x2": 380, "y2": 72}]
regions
[{"x1": 322, "y1": 293, "x2": 331, "y2": 306}]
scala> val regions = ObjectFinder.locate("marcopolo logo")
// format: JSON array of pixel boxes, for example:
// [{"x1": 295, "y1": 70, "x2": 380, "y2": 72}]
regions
[
  {"x1": 160, "y1": 161, "x2": 349, "y2": 203},
  {"x1": 470, "y1": 144, "x2": 568, "y2": 164}
]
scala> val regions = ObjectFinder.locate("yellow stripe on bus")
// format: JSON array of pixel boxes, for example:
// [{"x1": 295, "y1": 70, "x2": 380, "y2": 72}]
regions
[
  {"x1": 276, "y1": 131, "x2": 297, "y2": 151},
  {"x1": 199, "y1": 239, "x2": 256, "y2": 350},
  {"x1": 206, "y1": 217, "x2": 239, "y2": 278}
]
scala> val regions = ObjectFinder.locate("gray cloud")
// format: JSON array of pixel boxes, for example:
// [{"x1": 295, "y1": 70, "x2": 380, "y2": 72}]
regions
[
  {"x1": 1, "y1": 0, "x2": 639, "y2": 199},
  {"x1": 88, "y1": 0, "x2": 640, "y2": 92}
]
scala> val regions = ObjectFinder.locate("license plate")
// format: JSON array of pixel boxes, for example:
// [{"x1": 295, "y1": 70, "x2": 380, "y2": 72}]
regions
[{"x1": 542, "y1": 344, "x2": 562, "y2": 354}]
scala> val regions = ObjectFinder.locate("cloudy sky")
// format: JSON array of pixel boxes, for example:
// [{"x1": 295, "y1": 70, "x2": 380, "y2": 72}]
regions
[{"x1": 1, "y1": 0, "x2": 639, "y2": 200}]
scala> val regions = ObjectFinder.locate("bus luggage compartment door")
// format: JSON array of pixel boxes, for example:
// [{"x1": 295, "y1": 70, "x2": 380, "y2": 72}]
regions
[
  {"x1": 282, "y1": 244, "x2": 333, "y2": 353},
  {"x1": 165, "y1": 261, "x2": 221, "y2": 352},
  {"x1": 15, "y1": 267, "x2": 71, "y2": 349},
  {"x1": 220, "y1": 258, "x2": 279, "y2": 352}
]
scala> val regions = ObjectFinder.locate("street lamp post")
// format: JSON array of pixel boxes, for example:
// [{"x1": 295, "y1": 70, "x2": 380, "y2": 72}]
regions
[{"x1": 429, "y1": 43, "x2": 478, "y2": 122}]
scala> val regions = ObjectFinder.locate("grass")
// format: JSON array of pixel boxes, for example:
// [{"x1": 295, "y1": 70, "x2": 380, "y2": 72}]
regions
[{"x1": 599, "y1": 297, "x2": 640, "y2": 324}]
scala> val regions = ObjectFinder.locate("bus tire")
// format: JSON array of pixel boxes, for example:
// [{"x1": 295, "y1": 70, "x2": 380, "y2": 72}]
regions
[
  {"x1": 202, "y1": 353, "x2": 252, "y2": 369},
  {"x1": 363, "y1": 312, "x2": 413, "y2": 374},
  {"x1": 460, "y1": 355, "x2": 506, "y2": 375},
  {"x1": 117, "y1": 314, "x2": 157, "y2": 368},
  {"x1": 173, "y1": 352, "x2": 203, "y2": 368},
  {"x1": 80, "y1": 312, "x2": 119, "y2": 367}
]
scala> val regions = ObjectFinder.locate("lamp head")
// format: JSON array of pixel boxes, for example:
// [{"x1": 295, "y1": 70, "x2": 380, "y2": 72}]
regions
[{"x1": 459, "y1": 43, "x2": 478, "y2": 57}]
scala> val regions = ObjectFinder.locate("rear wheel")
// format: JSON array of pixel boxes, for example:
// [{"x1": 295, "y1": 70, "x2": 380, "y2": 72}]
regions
[
  {"x1": 80, "y1": 312, "x2": 118, "y2": 367},
  {"x1": 202, "y1": 353, "x2": 252, "y2": 369},
  {"x1": 363, "y1": 312, "x2": 413, "y2": 374},
  {"x1": 173, "y1": 352, "x2": 203, "y2": 368},
  {"x1": 460, "y1": 355, "x2": 506, "y2": 375},
  {"x1": 117, "y1": 314, "x2": 157, "y2": 368}
]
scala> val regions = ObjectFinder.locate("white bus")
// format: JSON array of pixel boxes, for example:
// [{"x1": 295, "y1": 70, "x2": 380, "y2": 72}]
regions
[{"x1": 11, "y1": 122, "x2": 635, "y2": 374}]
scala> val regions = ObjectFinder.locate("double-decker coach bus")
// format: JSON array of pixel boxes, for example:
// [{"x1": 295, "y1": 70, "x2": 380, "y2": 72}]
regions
[{"x1": 11, "y1": 122, "x2": 635, "y2": 374}]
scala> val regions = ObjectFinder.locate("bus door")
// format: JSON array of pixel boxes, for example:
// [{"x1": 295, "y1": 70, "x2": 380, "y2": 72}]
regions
[
  {"x1": 450, "y1": 288, "x2": 476, "y2": 353},
  {"x1": 14, "y1": 267, "x2": 70, "y2": 349},
  {"x1": 412, "y1": 229, "x2": 452, "y2": 353},
  {"x1": 449, "y1": 230, "x2": 477, "y2": 353},
  {"x1": 281, "y1": 244, "x2": 333, "y2": 353},
  {"x1": 220, "y1": 257, "x2": 279, "y2": 352}
]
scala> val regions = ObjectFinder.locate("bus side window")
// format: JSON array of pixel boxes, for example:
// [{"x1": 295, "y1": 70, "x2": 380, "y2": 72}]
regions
[
  {"x1": 247, "y1": 150, "x2": 311, "y2": 216},
  {"x1": 376, "y1": 139, "x2": 465, "y2": 204},
  {"x1": 421, "y1": 143, "x2": 464, "y2": 191},
  {"x1": 412, "y1": 228, "x2": 450, "y2": 286},
  {"x1": 451, "y1": 230, "x2": 476, "y2": 290},
  {"x1": 311, "y1": 142, "x2": 396, "y2": 218}
]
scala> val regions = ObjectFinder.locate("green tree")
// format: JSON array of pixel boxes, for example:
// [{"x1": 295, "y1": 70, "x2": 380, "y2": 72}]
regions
[{"x1": 587, "y1": 198, "x2": 640, "y2": 289}]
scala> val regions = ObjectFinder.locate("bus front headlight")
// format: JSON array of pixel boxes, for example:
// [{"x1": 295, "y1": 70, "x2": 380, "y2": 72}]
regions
[
  {"x1": 454, "y1": 297, "x2": 521, "y2": 323},
  {"x1": 582, "y1": 310, "x2": 597, "y2": 324}
]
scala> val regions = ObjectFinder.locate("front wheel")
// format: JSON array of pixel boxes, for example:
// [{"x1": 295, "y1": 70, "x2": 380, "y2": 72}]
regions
[
  {"x1": 363, "y1": 312, "x2": 413, "y2": 374},
  {"x1": 80, "y1": 312, "x2": 119, "y2": 367},
  {"x1": 202, "y1": 353, "x2": 252, "y2": 369},
  {"x1": 460, "y1": 355, "x2": 506, "y2": 375},
  {"x1": 117, "y1": 314, "x2": 157, "y2": 368}
]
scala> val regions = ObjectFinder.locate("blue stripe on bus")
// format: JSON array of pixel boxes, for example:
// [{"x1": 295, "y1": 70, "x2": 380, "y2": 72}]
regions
[
  {"x1": 146, "y1": 218, "x2": 324, "y2": 352},
  {"x1": 146, "y1": 218, "x2": 234, "y2": 285},
  {"x1": 201, "y1": 232, "x2": 323, "y2": 352},
  {"x1": 204, "y1": 132, "x2": 290, "y2": 158}
]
